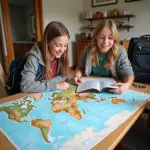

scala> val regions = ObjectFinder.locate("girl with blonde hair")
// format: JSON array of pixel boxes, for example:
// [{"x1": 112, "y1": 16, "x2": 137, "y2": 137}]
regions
[{"x1": 74, "y1": 19, "x2": 134, "y2": 94}]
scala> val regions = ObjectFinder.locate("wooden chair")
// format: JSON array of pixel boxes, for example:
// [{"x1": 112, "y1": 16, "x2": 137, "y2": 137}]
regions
[
  {"x1": 0, "y1": 63, "x2": 6, "y2": 87},
  {"x1": 0, "y1": 63, "x2": 9, "y2": 98}
]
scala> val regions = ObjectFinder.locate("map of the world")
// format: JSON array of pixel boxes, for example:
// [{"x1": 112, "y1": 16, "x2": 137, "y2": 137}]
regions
[{"x1": 0, "y1": 85, "x2": 149, "y2": 150}]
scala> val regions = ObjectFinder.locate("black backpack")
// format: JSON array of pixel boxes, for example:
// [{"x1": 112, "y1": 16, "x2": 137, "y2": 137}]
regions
[
  {"x1": 6, "y1": 58, "x2": 42, "y2": 95},
  {"x1": 128, "y1": 35, "x2": 150, "y2": 82}
]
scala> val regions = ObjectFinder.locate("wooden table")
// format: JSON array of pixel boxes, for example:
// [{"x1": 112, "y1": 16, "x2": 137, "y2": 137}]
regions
[{"x1": 0, "y1": 83, "x2": 150, "y2": 150}]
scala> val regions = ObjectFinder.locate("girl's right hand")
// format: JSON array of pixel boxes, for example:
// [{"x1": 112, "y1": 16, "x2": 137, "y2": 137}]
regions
[
  {"x1": 56, "y1": 82, "x2": 70, "y2": 90},
  {"x1": 74, "y1": 77, "x2": 82, "y2": 85}
]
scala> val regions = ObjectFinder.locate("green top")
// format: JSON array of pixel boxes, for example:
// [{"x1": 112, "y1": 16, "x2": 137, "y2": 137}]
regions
[{"x1": 91, "y1": 53, "x2": 112, "y2": 77}]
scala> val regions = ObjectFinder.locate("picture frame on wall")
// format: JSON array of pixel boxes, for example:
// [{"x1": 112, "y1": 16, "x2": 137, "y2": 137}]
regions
[
  {"x1": 31, "y1": 14, "x2": 36, "y2": 34},
  {"x1": 92, "y1": 0, "x2": 117, "y2": 7},
  {"x1": 125, "y1": 0, "x2": 141, "y2": 2}
]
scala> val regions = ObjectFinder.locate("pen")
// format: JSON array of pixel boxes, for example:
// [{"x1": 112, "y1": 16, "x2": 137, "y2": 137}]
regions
[{"x1": 132, "y1": 83, "x2": 146, "y2": 89}]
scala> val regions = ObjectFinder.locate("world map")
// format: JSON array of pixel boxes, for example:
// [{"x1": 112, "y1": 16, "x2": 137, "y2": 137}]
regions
[{"x1": 0, "y1": 85, "x2": 149, "y2": 150}]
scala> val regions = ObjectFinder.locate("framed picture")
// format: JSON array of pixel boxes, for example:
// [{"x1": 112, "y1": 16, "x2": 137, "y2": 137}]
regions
[
  {"x1": 92, "y1": 0, "x2": 117, "y2": 7},
  {"x1": 125, "y1": 0, "x2": 141, "y2": 2},
  {"x1": 31, "y1": 14, "x2": 36, "y2": 34}
]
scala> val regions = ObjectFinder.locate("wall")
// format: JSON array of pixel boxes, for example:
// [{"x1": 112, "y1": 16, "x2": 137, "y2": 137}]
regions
[
  {"x1": 83, "y1": 0, "x2": 150, "y2": 40},
  {"x1": 43, "y1": 0, "x2": 83, "y2": 67}
]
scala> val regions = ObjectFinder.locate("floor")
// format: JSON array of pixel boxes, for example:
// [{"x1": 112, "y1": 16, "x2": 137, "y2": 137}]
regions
[{"x1": 115, "y1": 113, "x2": 150, "y2": 150}]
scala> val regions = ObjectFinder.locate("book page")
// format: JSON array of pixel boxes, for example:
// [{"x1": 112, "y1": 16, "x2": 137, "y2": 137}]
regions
[
  {"x1": 81, "y1": 77, "x2": 116, "y2": 83},
  {"x1": 80, "y1": 77, "x2": 118, "y2": 92},
  {"x1": 101, "y1": 80, "x2": 118, "y2": 90},
  {"x1": 76, "y1": 80, "x2": 100, "y2": 92}
]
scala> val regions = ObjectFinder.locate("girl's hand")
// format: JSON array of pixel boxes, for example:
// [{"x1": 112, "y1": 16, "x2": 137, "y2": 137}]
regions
[
  {"x1": 56, "y1": 82, "x2": 70, "y2": 90},
  {"x1": 74, "y1": 77, "x2": 82, "y2": 85},
  {"x1": 109, "y1": 82, "x2": 130, "y2": 94}
]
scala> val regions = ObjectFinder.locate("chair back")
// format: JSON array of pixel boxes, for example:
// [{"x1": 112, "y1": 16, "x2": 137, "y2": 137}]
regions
[{"x1": 0, "y1": 63, "x2": 6, "y2": 87}]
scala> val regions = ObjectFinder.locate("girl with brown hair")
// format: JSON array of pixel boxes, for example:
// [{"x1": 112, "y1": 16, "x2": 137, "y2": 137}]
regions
[{"x1": 21, "y1": 21, "x2": 70, "y2": 92}]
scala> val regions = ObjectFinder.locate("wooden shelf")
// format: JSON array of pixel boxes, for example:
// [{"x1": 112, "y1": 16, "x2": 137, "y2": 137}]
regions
[
  {"x1": 84, "y1": 14, "x2": 135, "y2": 22},
  {"x1": 83, "y1": 25, "x2": 134, "y2": 31},
  {"x1": 118, "y1": 25, "x2": 135, "y2": 31},
  {"x1": 82, "y1": 26, "x2": 96, "y2": 29},
  {"x1": 77, "y1": 40, "x2": 91, "y2": 42},
  {"x1": 119, "y1": 25, "x2": 134, "y2": 27},
  {"x1": 14, "y1": 43, "x2": 35, "y2": 58},
  {"x1": 83, "y1": 14, "x2": 135, "y2": 32}
]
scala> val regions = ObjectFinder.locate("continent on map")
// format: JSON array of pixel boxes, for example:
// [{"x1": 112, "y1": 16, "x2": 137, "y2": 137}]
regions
[
  {"x1": 111, "y1": 97, "x2": 126, "y2": 104},
  {"x1": 50, "y1": 85, "x2": 96, "y2": 102},
  {"x1": 29, "y1": 93, "x2": 43, "y2": 101},
  {"x1": 31, "y1": 119, "x2": 52, "y2": 143},
  {"x1": 0, "y1": 98, "x2": 36, "y2": 122},
  {"x1": 50, "y1": 85, "x2": 96, "y2": 120},
  {"x1": 52, "y1": 102, "x2": 82, "y2": 120}
]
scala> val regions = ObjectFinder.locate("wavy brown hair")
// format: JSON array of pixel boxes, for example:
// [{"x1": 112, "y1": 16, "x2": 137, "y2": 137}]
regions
[
  {"x1": 41, "y1": 21, "x2": 70, "y2": 79},
  {"x1": 90, "y1": 19, "x2": 120, "y2": 68}
]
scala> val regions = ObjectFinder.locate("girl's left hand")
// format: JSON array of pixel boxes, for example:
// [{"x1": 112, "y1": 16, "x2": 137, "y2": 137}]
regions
[{"x1": 109, "y1": 82, "x2": 130, "y2": 94}]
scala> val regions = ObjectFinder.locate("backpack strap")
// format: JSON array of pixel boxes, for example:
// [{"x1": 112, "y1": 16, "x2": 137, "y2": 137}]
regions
[
  {"x1": 35, "y1": 64, "x2": 44, "y2": 81},
  {"x1": 26, "y1": 54, "x2": 44, "y2": 80}
]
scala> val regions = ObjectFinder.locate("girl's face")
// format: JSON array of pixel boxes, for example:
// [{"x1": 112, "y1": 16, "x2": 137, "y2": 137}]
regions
[
  {"x1": 48, "y1": 35, "x2": 69, "y2": 59},
  {"x1": 96, "y1": 27, "x2": 114, "y2": 54}
]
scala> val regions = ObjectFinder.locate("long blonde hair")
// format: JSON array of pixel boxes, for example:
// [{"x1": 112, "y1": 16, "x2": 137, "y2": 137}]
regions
[
  {"x1": 41, "y1": 21, "x2": 70, "y2": 79},
  {"x1": 90, "y1": 19, "x2": 120, "y2": 68}
]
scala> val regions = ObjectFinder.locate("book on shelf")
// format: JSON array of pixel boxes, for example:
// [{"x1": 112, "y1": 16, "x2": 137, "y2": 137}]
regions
[{"x1": 76, "y1": 77, "x2": 119, "y2": 93}]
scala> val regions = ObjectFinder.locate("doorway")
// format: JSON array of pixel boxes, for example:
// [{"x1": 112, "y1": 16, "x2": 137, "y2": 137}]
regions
[{"x1": 0, "y1": 0, "x2": 43, "y2": 72}]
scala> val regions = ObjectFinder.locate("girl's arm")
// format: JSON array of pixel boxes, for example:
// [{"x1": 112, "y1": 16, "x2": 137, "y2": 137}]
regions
[
  {"x1": 74, "y1": 69, "x2": 83, "y2": 84},
  {"x1": 74, "y1": 48, "x2": 87, "y2": 84},
  {"x1": 111, "y1": 74, "x2": 134, "y2": 94},
  {"x1": 75, "y1": 69, "x2": 83, "y2": 78},
  {"x1": 110, "y1": 46, "x2": 134, "y2": 93},
  {"x1": 20, "y1": 55, "x2": 67, "y2": 93},
  {"x1": 124, "y1": 74, "x2": 134, "y2": 85},
  {"x1": 74, "y1": 44, "x2": 91, "y2": 84}
]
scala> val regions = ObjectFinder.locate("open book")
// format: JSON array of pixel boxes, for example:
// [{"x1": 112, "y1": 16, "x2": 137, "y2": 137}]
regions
[{"x1": 76, "y1": 77, "x2": 119, "y2": 93}]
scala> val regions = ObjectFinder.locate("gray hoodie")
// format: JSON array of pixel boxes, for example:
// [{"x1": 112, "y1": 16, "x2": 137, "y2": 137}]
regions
[
  {"x1": 20, "y1": 43, "x2": 67, "y2": 93},
  {"x1": 76, "y1": 44, "x2": 134, "y2": 79}
]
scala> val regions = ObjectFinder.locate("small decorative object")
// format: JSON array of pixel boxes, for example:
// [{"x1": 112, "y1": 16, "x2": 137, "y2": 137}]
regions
[
  {"x1": 92, "y1": 0, "x2": 117, "y2": 7},
  {"x1": 110, "y1": 9, "x2": 120, "y2": 16},
  {"x1": 95, "y1": 12, "x2": 103, "y2": 19},
  {"x1": 123, "y1": 10, "x2": 127, "y2": 15},
  {"x1": 31, "y1": 14, "x2": 36, "y2": 34},
  {"x1": 87, "y1": 33, "x2": 91, "y2": 40},
  {"x1": 80, "y1": 32, "x2": 86, "y2": 40},
  {"x1": 85, "y1": 11, "x2": 93, "y2": 19},
  {"x1": 93, "y1": 13, "x2": 97, "y2": 19},
  {"x1": 103, "y1": 11, "x2": 107, "y2": 17},
  {"x1": 119, "y1": 21, "x2": 125, "y2": 27},
  {"x1": 125, "y1": 0, "x2": 141, "y2": 2}
]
